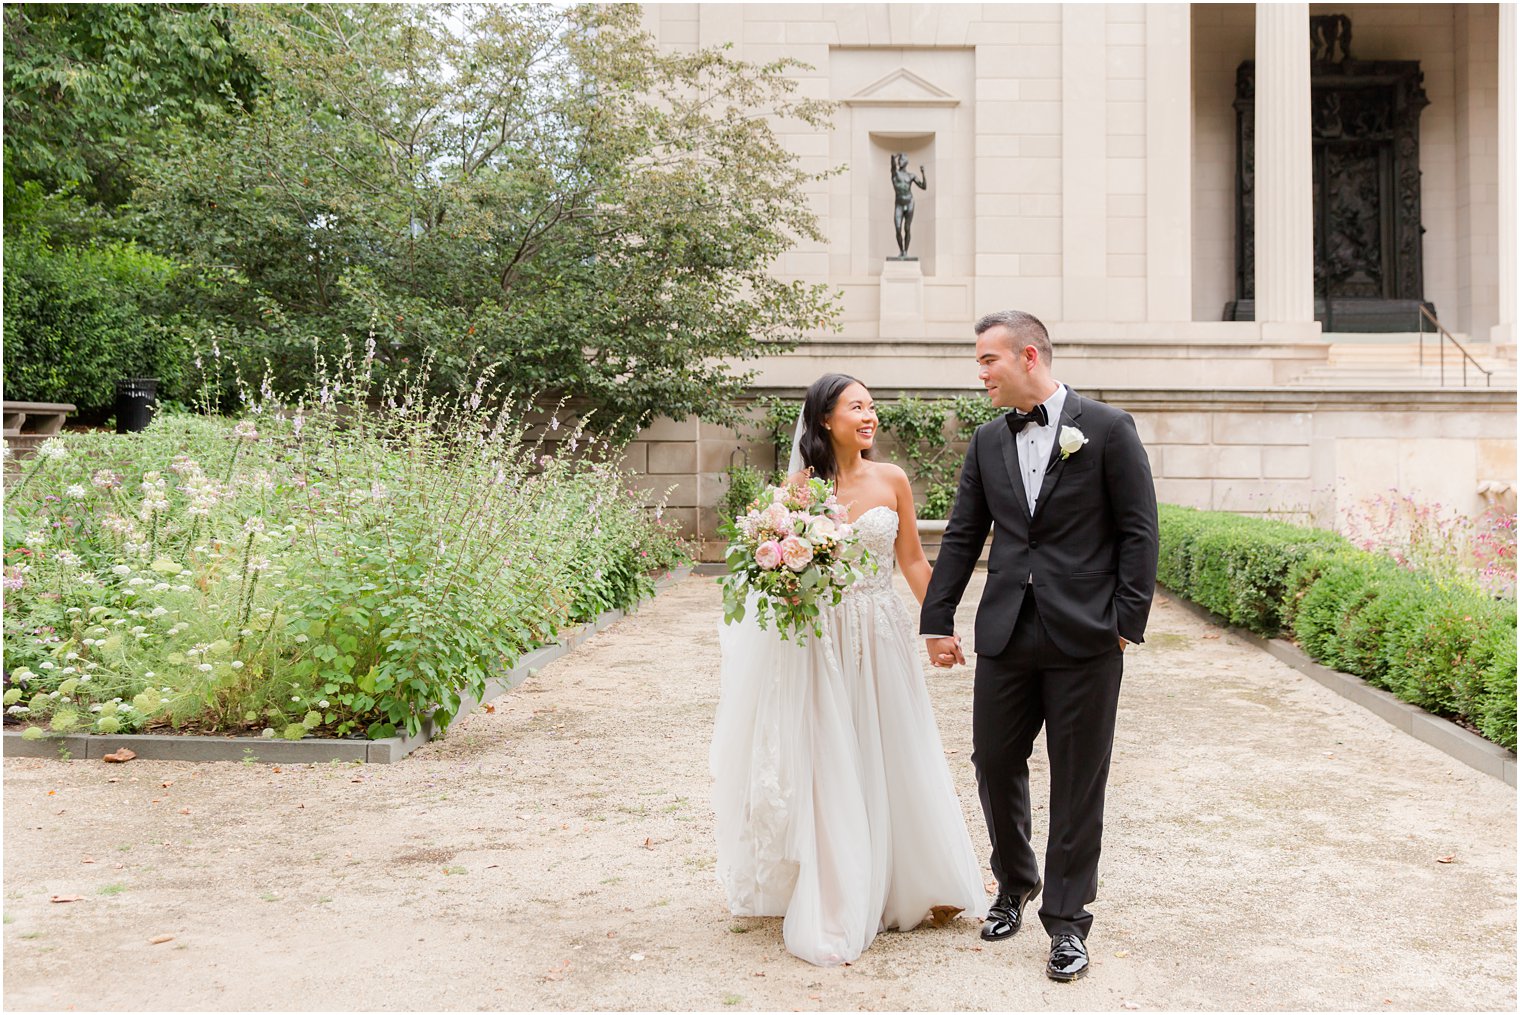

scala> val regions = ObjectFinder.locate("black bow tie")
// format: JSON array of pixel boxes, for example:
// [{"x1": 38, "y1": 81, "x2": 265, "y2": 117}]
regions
[{"x1": 1005, "y1": 404, "x2": 1050, "y2": 431}]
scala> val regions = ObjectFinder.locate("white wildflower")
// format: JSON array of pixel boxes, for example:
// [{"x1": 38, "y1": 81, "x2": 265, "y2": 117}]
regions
[{"x1": 37, "y1": 439, "x2": 69, "y2": 461}]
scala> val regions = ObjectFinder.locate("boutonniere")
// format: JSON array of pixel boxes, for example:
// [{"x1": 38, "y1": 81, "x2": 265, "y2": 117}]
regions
[{"x1": 1058, "y1": 425, "x2": 1089, "y2": 460}]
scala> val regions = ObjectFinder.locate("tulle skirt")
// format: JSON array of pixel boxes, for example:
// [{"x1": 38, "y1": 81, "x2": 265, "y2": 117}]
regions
[{"x1": 710, "y1": 587, "x2": 987, "y2": 966}]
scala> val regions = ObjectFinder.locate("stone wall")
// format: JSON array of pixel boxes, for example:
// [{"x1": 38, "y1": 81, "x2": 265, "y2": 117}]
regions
[{"x1": 624, "y1": 388, "x2": 1518, "y2": 559}]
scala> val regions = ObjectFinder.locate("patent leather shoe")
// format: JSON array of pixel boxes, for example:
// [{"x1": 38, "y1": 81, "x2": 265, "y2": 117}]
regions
[
  {"x1": 1046, "y1": 934, "x2": 1089, "y2": 981},
  {"x1": 979, "y1": 879, "x2": 1041, "y2": 941}
]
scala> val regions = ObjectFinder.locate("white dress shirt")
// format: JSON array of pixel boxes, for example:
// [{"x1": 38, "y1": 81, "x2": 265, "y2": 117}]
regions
[{"x1": 1014, "y1": 382, "x2": 1068, "y2": 515}]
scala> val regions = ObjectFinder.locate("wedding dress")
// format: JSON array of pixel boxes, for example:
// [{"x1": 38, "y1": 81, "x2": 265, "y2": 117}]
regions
[{"x1": 711, "y1": 504, "x2": 988, "y2": 966}]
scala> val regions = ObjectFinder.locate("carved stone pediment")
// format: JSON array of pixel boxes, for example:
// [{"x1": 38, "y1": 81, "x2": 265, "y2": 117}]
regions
[{"x1": 843, "y1": 68, "x2": 959, "y2": 107}]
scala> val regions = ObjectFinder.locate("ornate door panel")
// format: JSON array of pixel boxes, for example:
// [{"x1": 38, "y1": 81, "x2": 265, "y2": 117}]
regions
[{"x1": 1225, "y1": 16, "x2": 1431, "y2": 331}]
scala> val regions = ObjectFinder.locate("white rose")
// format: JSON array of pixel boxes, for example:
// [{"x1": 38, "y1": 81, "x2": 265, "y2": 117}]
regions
[{"x1": 1058, "y1": 426, "x2": 1089, "y2": 459}]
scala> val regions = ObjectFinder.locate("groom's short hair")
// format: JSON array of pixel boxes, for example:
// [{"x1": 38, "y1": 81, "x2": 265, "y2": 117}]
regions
[{"x1": 975, "y1": 310, "x2": 1053, "y2": 365}]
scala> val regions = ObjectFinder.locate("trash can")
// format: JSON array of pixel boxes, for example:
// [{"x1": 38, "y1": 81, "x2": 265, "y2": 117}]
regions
[{"x1": 115, "y1": 378, "x2": 158, "y2": 434}]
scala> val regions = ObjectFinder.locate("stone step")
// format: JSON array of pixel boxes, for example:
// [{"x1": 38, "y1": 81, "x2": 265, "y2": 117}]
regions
[{"x1": 1287, "y1": 366, "x2": 1517, "y2": 389}]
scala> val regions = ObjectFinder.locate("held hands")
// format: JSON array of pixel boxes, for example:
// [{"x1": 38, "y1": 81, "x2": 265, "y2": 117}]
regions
[{"x1": 925, "y1": 635, "x2": 965, "y2": 669}]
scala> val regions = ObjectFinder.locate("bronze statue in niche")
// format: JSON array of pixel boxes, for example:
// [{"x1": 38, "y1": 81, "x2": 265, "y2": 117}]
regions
[{"x1": 890, "y1": 153, "x2": 928, "y2": 260}]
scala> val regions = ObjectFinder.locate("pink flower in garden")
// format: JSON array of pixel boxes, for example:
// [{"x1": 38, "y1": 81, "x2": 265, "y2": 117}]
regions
[
  {"x1": 780, "y1": 535, "x2": 813, "y2": 572},
  {"x1": 754, "y1": 540, "x2": 782, "y2": 571}
]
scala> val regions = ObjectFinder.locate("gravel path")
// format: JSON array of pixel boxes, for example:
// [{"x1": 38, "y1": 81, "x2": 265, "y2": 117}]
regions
[{"x1": 3, "y1": 574, "x2": 1515, "y2": 1012}]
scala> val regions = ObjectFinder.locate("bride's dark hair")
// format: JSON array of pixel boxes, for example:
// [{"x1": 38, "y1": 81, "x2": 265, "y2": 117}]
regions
[{"x1": 798, "y1": 373, "x2": 872, "y2": 483}]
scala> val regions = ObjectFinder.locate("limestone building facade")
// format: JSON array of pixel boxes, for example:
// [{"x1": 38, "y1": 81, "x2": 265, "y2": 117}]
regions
[{"x1": 625, "y1": 3, "x2": 1517, "y2": 555}]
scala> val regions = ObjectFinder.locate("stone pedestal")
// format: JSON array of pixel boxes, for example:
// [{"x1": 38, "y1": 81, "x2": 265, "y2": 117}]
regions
[{"x1": 879, "y1": 259, "x2": 926, "y2": 337}]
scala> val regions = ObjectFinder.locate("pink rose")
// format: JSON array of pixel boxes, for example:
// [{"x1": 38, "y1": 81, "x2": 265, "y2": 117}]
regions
[
  {"x1": 807, "y1": 514, "x2": 838, "y2": 540},
  {"x1": 754, "y1": 540, "x2": 782, "y2": 571},
  {"x1": 780, "y1": 535, "x2": 813, "y2": 572}
]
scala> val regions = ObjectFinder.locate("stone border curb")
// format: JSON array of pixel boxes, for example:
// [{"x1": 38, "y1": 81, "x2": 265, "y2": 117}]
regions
[
  {"x1": 3, "y1": 567, "x2": 693, "y2": 766},
  {"x1": 1160, "y1": 590, "x2": 1516, "y2": 788}
]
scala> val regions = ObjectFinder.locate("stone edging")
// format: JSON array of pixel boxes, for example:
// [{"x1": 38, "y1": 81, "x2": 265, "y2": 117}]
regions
[
  {"x1": 1160, "y1": 590, "x2": 1517, "y2": 788},
  {"x1": 2, "y1": 567, "x2": 694, "y2": 766}
]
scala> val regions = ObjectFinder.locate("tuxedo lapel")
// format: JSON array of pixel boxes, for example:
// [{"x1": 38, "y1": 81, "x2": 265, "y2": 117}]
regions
[
  {"x1": 1031, "y1": 389, "x2": 1084, "y2": 520},
  {"x1": 997, "y1": 417, "x2": 1033, "y2": 522}
]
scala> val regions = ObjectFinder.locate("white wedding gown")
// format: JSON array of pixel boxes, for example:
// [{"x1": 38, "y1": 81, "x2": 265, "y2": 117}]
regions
[{"x1": 711, "y1": 505, "x2": 988, "y2": 966}]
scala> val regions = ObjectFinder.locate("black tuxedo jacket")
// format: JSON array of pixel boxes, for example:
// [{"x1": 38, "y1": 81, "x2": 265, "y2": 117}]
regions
[{"x1": 920, "y1": 388, "x2": 1159, "y2": 659}]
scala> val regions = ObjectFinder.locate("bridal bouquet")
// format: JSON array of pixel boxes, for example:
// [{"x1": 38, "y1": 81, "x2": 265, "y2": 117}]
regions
[{"x1": 718, "y1": 475, "x2": 875, "y2": 642}]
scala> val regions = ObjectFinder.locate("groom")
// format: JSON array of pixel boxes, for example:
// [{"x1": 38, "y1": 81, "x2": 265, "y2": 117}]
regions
[{"x1": 921, "y1": 310, "x2": 1158, "y2": 982}]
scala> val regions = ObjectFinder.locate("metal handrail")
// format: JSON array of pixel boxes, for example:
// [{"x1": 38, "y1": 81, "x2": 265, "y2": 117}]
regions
[{"x1": 1417, "y1": 305, "x2": 1493, "y2": 387}]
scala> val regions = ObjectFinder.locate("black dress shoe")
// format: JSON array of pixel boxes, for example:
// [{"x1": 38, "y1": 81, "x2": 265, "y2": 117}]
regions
[
  {"x1": 1046, "y1": 934, "x2": 1089, "y2": 981},
  {"x1": 979, "y1": 879, "x2": 1041, "y2": 941}
]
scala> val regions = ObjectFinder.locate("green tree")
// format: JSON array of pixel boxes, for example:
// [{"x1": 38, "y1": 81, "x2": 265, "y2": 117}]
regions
[
  {"x1": 3, "y1": 3, "x2": 263, "y2": 213},
  {"x1": 134, "y1": 4, "x2": 840, "y2": 437}
]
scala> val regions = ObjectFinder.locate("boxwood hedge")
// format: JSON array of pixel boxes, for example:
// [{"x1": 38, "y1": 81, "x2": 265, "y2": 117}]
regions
[{"x1": 1159, "y1": 504, "x2": 1516, "y2": 751}]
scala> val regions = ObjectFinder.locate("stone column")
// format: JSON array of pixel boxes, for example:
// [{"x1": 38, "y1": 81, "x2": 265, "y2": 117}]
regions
[
  {"x1": 1146, "y1": 3, "x2": 1192, "y2": 322},
  {"x1": 1253, "y1": 3, "x2": 1318, "y2": 335},
  {"x1": 1061, "y1": 3, "x2": 1108, "y2": 320},
  {"x1": 1494, "y1": 3, "x2": 1516, "y2": 351}
]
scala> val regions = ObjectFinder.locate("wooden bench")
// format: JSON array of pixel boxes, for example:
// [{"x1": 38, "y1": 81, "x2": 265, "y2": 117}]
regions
[{"x1": 3, "y1": 400, "x2": 76, "y2": 458}]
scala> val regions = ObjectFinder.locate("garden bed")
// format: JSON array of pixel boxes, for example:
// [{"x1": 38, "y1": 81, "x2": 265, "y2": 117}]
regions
[
  {"x1": 3, "y1": 378, "x2": 688, "y2": 748},
  {"x1": 3, "y1": 567, "x2": 689, "y2": 764}
]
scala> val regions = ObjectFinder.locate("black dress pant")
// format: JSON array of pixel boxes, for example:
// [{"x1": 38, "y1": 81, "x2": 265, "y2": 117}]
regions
[{"x1": 971, "y1": 586, "x2": 1123, "y2": 940}]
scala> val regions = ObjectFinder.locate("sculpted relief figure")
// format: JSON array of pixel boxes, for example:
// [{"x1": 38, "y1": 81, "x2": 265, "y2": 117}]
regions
[{"x1": 890, "y1": 153, "x2": 928, "y2": 260}]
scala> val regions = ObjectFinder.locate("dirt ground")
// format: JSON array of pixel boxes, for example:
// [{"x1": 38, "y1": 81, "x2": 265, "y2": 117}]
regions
[{"x1": 3, "y1": 573, "x2": 1515, "y2": 1012}]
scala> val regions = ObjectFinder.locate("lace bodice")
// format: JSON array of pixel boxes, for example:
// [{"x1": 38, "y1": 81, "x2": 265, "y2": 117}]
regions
[{"x1": 846, "y1": 505, "x2": 899, "y2": 596}]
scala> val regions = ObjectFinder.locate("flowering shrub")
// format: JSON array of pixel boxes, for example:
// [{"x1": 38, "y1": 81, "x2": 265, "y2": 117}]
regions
[
  {"x1": 1341, "y1": 492, "x2": 1517, "y2": 599},
  {"x1": 3, "y1": 371, "x2": 685, "y2": 741}
]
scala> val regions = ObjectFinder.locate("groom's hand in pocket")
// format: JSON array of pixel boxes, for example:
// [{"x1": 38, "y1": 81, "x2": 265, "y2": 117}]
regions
[{"x1": 925, "y1": 635, "x2": 965, "y2": 669}]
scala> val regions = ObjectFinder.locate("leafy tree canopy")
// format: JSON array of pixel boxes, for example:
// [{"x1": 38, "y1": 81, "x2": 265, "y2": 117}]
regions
[
  {"x1": 130, "y1": 3, "x2": 840, "y2": 437},
  {"x1": 3, "y1": 3, "x2": 263, "y2": 212}
]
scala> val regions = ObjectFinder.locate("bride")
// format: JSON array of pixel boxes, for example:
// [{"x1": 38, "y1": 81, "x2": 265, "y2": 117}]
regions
[{"x1": 711, "y1": 373, "x2": 987, "y2": 966}]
